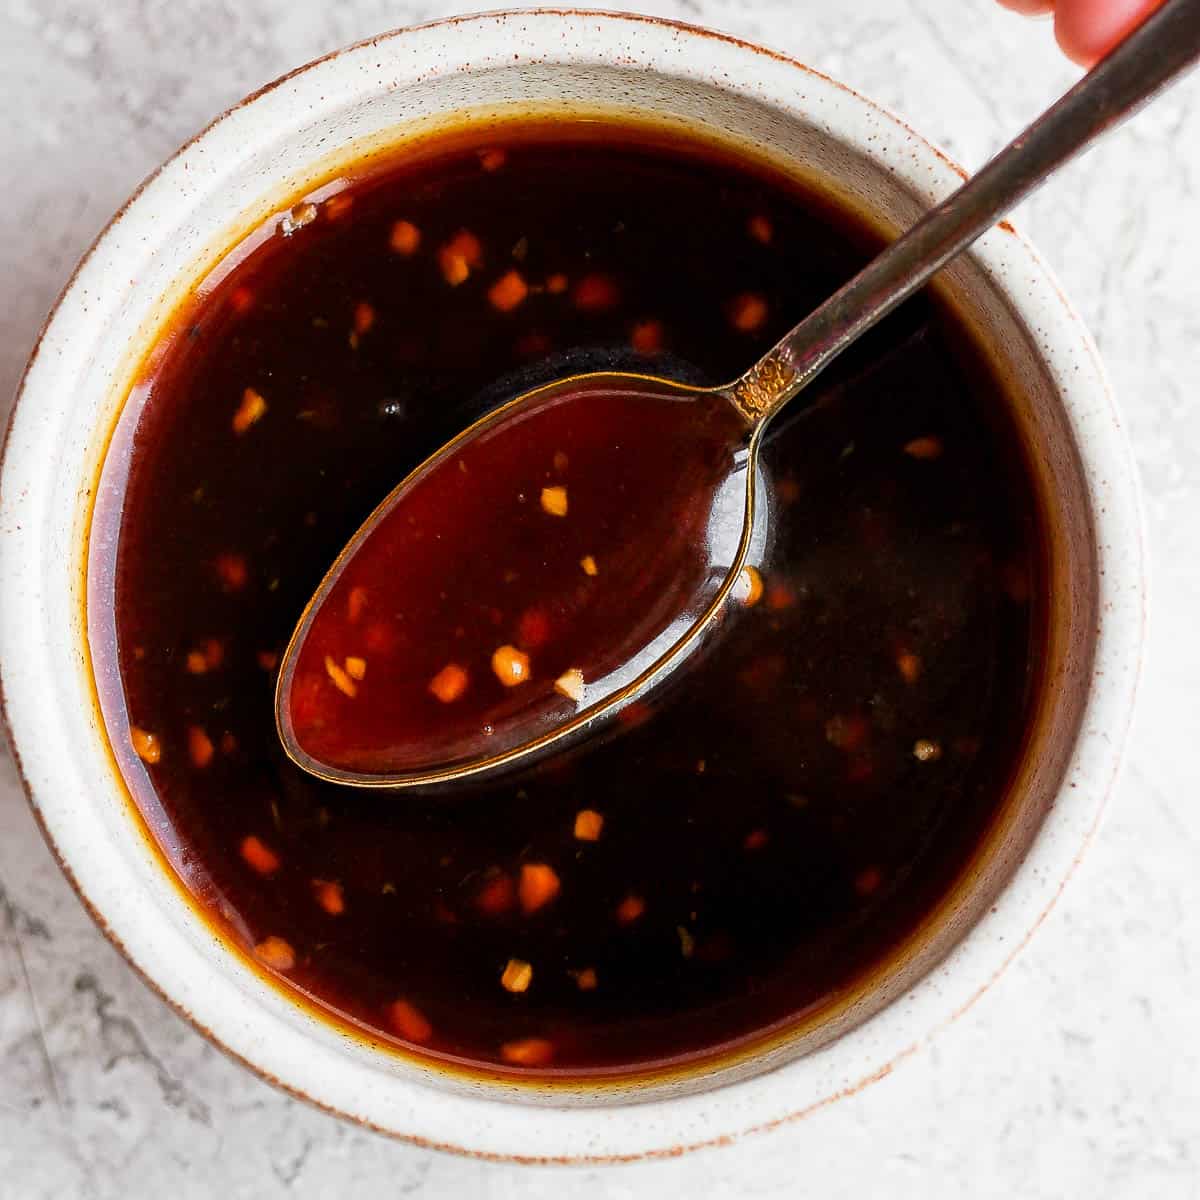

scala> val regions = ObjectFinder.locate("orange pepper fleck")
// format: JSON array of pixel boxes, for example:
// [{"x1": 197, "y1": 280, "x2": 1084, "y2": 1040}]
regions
[
  {"x1": 573, "y1": 273, "x2": 619, "y2": 312},
  {"x1": 573, "y1": 809, "x2": 604, "y2": 841},
  {"x1": 501, "y1": 957, "x2": 533, "y2": 993},
  {"x1": 344, "y1": 655, "x2": 367, "y2": 681},
  {"x1": 188, "y1": 726, "x2": 214, "y2": 768},
  {"x1": 545, "y1": 273, "x2": 569, "y2": 295},
  {"x1": 388, "y1": 999, "x2": 433, "y2": 1043},
  {"x1": 232, "y1": 387, "x2": 267, "y2": 435},
  {"x1": 324, "y1": 655, "x2": 357, "y2": 698},
  {"x1": 500, "y1": 1036, "x2": 553, "y2": 1066},
  {"x1": 428, "y1": 662, "x2": 468, "y2": 703},
  {"x1": 240, "y1": 834, "x2": 280, "y2": 876},
  {"x1": 540, "y1": 485, "x2": 568, "y2": 517},
  {"x1": 491, "y1": 645, "x2": 531, "y2": 687},
  {"x1": 519, "y1": 863, "x2": 561, "y2": 914},
  {"x1": 478, "y1": 147, "x2": 507, "y2": 171},
  {"x1": 215, "y1": 553, "x2": 248, "y2": 591},
  {"x1": 438, "y1": 230, "x2": 483, "y2": 286},
  {"x1": 729, "y1": 292, "x2": 769, "y2": 333},
  {"x1": 130, "y1": 726, "x2": 161, "y2": 764},
  {"x1": 254, "y1": 935, "x2": 295, "y2": 971},
  {"x1": 313, "y1": 879, "x2": 345, "y2": 915},
  {"x1": 747, "y1": 214, "x2": 773, "y2": 244},
  {"x1": 765, "y1": 582, "x2": 795, "y2": 611},
  {"x1": 475, "y1": 873, "x2": 515, "y2": 916},
  {"x1": 904, "y1": 435, "x2": 944, "y2": 460},
  {"x1": 571, "y1": 967, "x2": 598, "y2": 991},
  {"x1": 347, "y1": 586, "x2": 369, "y2": 623},
  {"x1": 488, "y1": 269, "x2": 529, "y2": 312},
  {"x1": 353, "y1": 301, "x2": 376, "y2": 335},
  {"x1": 389, "y1": 219, "x2": 421, "y2": 255},
  {"x1": 616, "y1": 893, "x2": 646, "y2": 924},
  {"x1": 631, "y1": 319, "x2": 664, "y2": 354}
]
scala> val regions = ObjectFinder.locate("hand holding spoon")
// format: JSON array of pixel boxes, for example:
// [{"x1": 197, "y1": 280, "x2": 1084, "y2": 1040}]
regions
[{"x1": 278, "y1": 0, "x2": 1199, "y2": 788}]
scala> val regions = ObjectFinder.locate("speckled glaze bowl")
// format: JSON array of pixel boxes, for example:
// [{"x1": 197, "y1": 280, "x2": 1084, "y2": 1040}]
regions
[{"x1": 0, "y1": 9, "x2": 1144, "y2": 1162}]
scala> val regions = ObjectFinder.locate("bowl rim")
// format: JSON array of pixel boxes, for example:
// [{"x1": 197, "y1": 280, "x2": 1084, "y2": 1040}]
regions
[{"x1": 0, "y1": 7, "x2": 1146, "y2": 1163}]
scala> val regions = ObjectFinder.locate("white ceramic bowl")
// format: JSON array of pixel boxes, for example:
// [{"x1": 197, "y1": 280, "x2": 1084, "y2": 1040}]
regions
[{"x1": 0, "y1": 9, "x2": 1144, "y2": 1162}]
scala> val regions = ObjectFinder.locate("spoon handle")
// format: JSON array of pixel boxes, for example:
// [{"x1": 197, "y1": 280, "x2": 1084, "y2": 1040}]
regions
[{"x1": 730, "y1": 0, "x2": 1200, "y2": 425}]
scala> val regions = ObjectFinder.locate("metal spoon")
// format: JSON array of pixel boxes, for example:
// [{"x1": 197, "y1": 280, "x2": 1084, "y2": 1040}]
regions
[{"x1": 278, "y1": 0, "x2": 1199, "y2": 789}]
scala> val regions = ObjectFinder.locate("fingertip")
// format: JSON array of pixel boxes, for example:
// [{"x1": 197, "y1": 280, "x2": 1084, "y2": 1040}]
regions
[{"x1": 1054, "y1": 0, "x2": 1166, "y2": 66}]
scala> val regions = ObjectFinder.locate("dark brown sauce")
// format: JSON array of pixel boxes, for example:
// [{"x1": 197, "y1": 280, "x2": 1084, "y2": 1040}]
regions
[{"x1": 88, "y1": 118, "x2": 1046, "y2": 1076}]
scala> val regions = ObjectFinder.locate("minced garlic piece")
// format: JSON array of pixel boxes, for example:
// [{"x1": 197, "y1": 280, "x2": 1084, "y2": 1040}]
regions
[
  {"x1": 580, "y1": 555, "x2": 598, "y2": 577},
  {"x1": 540, "y1": 486, "x2": 568, "y2": 517},
  {"x1": 130, "y1": 726, "x2": 161, "y2": 764},
  {"x1": 554, "y1": 668, "x2": 584, "y2": 704},
  {"x1": 232, "y1": 387, "x2": 267, "y2": 435},
  {"x1": 573, "y1": 809, "x2": 603, "y2": 841},
  {"x1": 324, "y1": 655, "x2": 357, "y2": 698},
  {"x1": 344, "y1": 656, "x2": 367, "y2": 681},
  {"x1": 501, "y1": 957, "x2": 533, "y2": 993},
  {"x1": 491, "y1": 645, "x2": 530, "y2": 687}
]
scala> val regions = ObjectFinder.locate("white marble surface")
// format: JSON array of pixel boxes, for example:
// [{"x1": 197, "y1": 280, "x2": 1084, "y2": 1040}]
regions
[{"x1": 1, "y1": 0, "x2": 1198, "y2": 1195}]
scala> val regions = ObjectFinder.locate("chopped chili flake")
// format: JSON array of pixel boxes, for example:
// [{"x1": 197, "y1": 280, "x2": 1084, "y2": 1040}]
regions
[
  {"x1": 232, "y1": 387, "x2": 267, "y2": 435},
  {"x1": 855, "y1": 866, "x2": 883, "y2": 896},
  {"x1": 313, "y1": 879, "x2": 345, "y2": 915},
  {"x1": 229, "y1": 286, "x2": 254, "y2": 313},
  {"x1": 323, "y1": 192, "x2": 354, "y2": 221},
  {"x1": 240, "y1": 834, "x2": 280, "y2": 876},
  {"x1": 500, "y1": 1036, "x2": 553, "y2": 1066},
  {"x1": 616, "y1": 893, "x2": 646, "y2": 924},
  {"x1": 554, "y1": 669, "x2": 584, "y2": 704},
  {"x1": 747, "y1": 214, "x2": 773, "y2": 244},
  {"x1": 765, "y1": 582, "x2": 795, "y2": 610},
  {"x1": 729, "y1": 292, "x2": 769, "y2": 332},
  {"x1": 491, "y1": 644, "x2": 531, "y2": 687},
  {"x1": 540, "y1": 485, "x2": 568, "y2": 517},
  {"x1": 186, "y1": 650, "x2": 208, "y2": 674},
  {"x1": 215, "y1": 553, "x2": 248, "y2": 591},
  {"x1": 573, "y1": 809, "x2": 603, "y2": 841},
  {"x1": 896, "y1": 651, "x2": 922, "y2": 683},
  {"x1": 519, "y1": 863, "x2": 561, "y2": 914},
  {"x1": 324, "y1": 655, "x2": 358, "y2": 698},
  {"x1": 188, "y1": 726, "x2": 214, "y2": 768},
  {"x1": 389, "y1": 219, "x2": 421, "y2": 255},
  {"x1": 281, "y1": 201, "x2": 317, "y2": 235},
  {"x1": 344, "y1": 655, "x2": 367, "y2": 681},
  {"x1": 734, "y1": 564, "x2": 764, "y2": 607},
  {"x1": 220, "y1": 731, "x2": 237, "y2": 755},
  {"x1": 545, "y1": 273, "x2": 569, "y2": 295},
  {"x1": 825, "y1": 713, "x2": 870, "y2": 752},
  {"x1": 353, "y1": 301, "x2": 376, "y2": 335},
  {"x1": 478, "y1": 147, "x2": 507, "y2": 172},
  {"x1": 254, "y1": 935, "x2": 296, "y2": 971},
  {"x1": 203, "y1": 638, "x2": 224, "y2": 669},
  {"x1": 475, "y1": 872, "x2": 515, "y2": 916},
  {"x1": 913, "y1": 738, "x2": 942, "y2": 763},
  {"x1": 364, "y1": 621, "x2": 399, "y2": 655},
  {"x1": 256, "y1": 649, "x2": 279, "y2": 672},
  {"x1": 580, "y1": 554, "x2": 598, "y2": 577},
  {"x1": 743, "y1": 828, "x2": 769, "y2": 851},
  {"x1": 904, "y1": 435, "x2": 944, "y2": 460},
  {"x1": 570, "y1": 967, "x2": 598, "y2": 991},
  {"x1": 501, "y1": 957, "x2": 533, "y2": 992},
  {"x1": 438, "y1": 230, "x2": 483, "y2": 286},
  {"x1": 388, "y1": 998, "x2": 433, "y2": 1043},
  {"x1": 130, "y1": 726, "x2": 161, "y2": 764},
  {"x1": 677, "y1": 925, "x2": 695, "y2": 958},
  {"x1": 347, "y1": 586, "x2": 369, "y2": 624},
  {"x1": 489, "y1": 269, "x2": 528, "y2": 312},
  {"x1": 573, "y1": 273, "x2": 619, "y2": 312},
  {"x1": 631, "y1": 319, "x2": 664, "y2": 353},
  {"x1": 428, "y1": 662, "x2": 468, "y2": 703}
]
